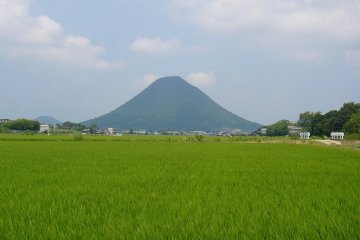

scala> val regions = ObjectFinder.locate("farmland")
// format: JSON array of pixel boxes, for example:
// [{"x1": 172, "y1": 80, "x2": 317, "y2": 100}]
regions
[{"x1": 0, "y1": 136, "x2": 359, "y2": 239}]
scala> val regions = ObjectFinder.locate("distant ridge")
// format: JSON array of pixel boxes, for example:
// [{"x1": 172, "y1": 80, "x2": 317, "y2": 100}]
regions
[
  {"x1": 35, "y1": 116, "x2": 62, "y2": 125},
  {"x1": 82, "y1": 76, "x2": 262, "y2": 132}
]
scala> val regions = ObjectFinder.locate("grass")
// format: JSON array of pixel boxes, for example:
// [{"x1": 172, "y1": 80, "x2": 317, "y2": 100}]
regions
[
  {"x1": 0, "y1": 133, "x2": 304, "y2": 143},
  {"x1": 0, "y1": 137, "x2": 359, "y2": 239}
]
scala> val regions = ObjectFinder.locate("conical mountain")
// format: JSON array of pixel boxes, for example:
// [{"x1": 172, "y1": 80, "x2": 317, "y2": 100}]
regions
[
  {"x1": 82, "y1": 76, "x2": 262, "y2": 132},
  {"x1": 35, "y1": 116, "x2": 62, "y2": 125}
]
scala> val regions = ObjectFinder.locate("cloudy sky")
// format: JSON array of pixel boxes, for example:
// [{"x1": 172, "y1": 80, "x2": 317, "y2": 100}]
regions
[{"x1": 1, "y1": 0, "x2": 359, "y2": 125}]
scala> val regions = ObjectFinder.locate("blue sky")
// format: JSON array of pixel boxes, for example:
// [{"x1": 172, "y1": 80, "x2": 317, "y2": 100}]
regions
[{"x1": 0, "y1": 0, "x2": 359, "y2": 125}]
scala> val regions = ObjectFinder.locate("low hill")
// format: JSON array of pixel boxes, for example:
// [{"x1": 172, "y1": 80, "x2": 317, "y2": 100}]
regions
[
  {"x1": 35, "y1": 116, "x2": 62, "y2": 125},
  {"x1": 82, "y1": 76, "x2": 262, "y2": 132}
]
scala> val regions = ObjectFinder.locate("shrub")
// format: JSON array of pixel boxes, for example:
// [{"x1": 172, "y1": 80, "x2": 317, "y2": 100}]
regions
[
  {"x1": 345, "y1": 133, "x2": 360, "y2": 140},
  {"x1": 4, "y1": 119, "x2": 40, "y2": 131},
  {"x1": 73, "y1": 134, "x2": 84, "y2": 141},
  {"x1": 195, "y1": 135, "x2": 204, "y2": 142}
]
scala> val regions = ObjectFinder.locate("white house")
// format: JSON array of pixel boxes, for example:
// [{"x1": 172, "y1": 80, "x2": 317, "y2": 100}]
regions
[
  {"x1": 39, "y1": 124, "x2": 50, "y2": 133},
  {"x1": 331, "y1": 132, "x2": 344, "y2": 140},
  {"x1": 288, "y1": 126, "x2": 303, "y2": 135},
  {"x1": 0, "y1": 119, "x2": 10, "y2": 124},
  {"x1": 300, "y1": 132, "x2": 310, "y2": 139},
  {"x1": 230, "y1": 129, "x2": 242, "y2": 136},
  {"x1": 106, "y1": 128, "x2": 115, "y2": 135},
  {"x1": 260, "y1": 128, "x2": 267, "y2": 135}
]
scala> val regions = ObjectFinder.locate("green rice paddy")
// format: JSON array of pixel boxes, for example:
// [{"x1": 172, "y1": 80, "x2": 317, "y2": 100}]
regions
[{"x1": 0, "y1": 136, "x2": 359, "y2": 239}]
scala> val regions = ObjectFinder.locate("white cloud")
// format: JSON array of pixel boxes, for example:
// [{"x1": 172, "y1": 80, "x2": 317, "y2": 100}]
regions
[
  {"x1": 129, "y1": 37, "x2": 183, "y2": 55},
  {"x1": 7, "y1": 35, "x2": 117, "y2": 69},
  {"x1": 170, "y1": 0, "x2": 360, "y2": 45},
  {"x1": 185, "y1": 71, "x2": 216, "y2": 88},
  {"x1": 132, "y1": 74, "x2": 162, "y2": 90},
  {"x1": 142, "y1": 74, "x2": 160, "y2": 86},
  {"x1": 23, "y1": 16, "x2": 63, "y2": 44},
  {"x1": 0, "y1": 0, "x2": 62, "y2": 45},
  {"x1": 0, "y1": 0, "x2": 29, "y2": 30},
  {"x1": 0, "y1": 0, "x2": 117, "y2": 69}
]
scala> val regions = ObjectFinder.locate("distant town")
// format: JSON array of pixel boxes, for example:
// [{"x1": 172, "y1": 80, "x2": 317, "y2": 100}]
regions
[{"x1": 1, "y1": 101, "x2": 359, "y2": 140}]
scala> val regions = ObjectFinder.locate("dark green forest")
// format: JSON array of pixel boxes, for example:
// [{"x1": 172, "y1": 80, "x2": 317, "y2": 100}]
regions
[
  {"x1": 3, "y1": 119, "x2": 40, "y2": 131},
  {"x1": 297, "y1": 102, "x2": 360, "y2": 136}
]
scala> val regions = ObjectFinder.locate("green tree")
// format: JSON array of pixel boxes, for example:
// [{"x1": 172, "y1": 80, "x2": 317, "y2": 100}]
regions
[
  {"x1": 297, "y1": 111, "x2": 313, "y2": 131},
  {"x1": 311, "y1": 112, "x2": 324, "y2": 136},
  {"x1": 89, "y1": 124, "x2": 98, "y2": 134},
  {"x1": 60, "y1": 121, "x2": 86, "y2": 131},
  {"x1": 321, "y1": 110, "x2": 339, "y2": 136},
  {"x1": 336, "y1": 102, "x2": 360, "y2": 130},
  {"x1": 297, "y1": 102, "x2": 360, "y2": 137},
  {"x1": 344, "y1": 113, "x2": 360, "y2": 134},
  {"x1": 4, "y1": 119, "x2": 40, "y2": 131},
  {"x1": 298, "y1": 111, "x2": 325, "y2": 136},
  {"x1": 0, "y1": 124, "x2": 5, "y2": 133},
  {"x1": 266, "y1": 120, "x2": 290, "y2": 136}
]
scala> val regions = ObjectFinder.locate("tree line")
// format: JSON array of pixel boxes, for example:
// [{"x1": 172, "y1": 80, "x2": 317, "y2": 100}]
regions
[
  {"x1": 2, "y1": 102, "x2": 359, "y2": 137},
  {"x1": 297, "y1": 102, "x2": 360, "y2": 136},
  {"x1": 264, "y1": 102, "x2": 360, "y2": 137},
  {"x1": 0, "y1": 119, "x2": 98, "y2": 133},
  {"x1": 1, "y1": 119, "x2": 40, "y2": 131}
]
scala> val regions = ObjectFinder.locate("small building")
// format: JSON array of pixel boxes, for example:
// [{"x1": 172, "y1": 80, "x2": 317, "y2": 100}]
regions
[
  {"x1": 300, "y1": 132, "x2": 310, "y2": 139},
  {"x1": 230, "y1": 129, "x2": 242, "y2": 136},
  {"x1": 288, "y1": 126, "x2": 303, "y2": 135},
  {"x1": 216, "y1": 131, "x2": 231, "y2": 137},
  {"x1": 134, "y1": 130, "x2": 147, "y2": 135},
  {"x1": 82, "y1": 129, "x2": 91, "y2": 134},
  {"x1": 331, "y1": 132, "x2": 344, "y2": 140},
  {"x1": 187, "y1": 131, "x2": 208, "y2": 136},
  {"x1": 0, "y1": 119, "x2": 10, "y2": 124},
  {"x1": 39, "y1": 124, "x2": 50, "y2": 133},
  {"x1": 166, "y1": 131, "x2": 182, "y2": 135},
  {"x1": 260, "y1": 128, "x2": 267, "y2": 135},
  {"x1": 106, "y1": 128, "x2": 114, "y2": 135},
  {"x1": 105, "y1": 128, "x2": 117, "y2": 135}
]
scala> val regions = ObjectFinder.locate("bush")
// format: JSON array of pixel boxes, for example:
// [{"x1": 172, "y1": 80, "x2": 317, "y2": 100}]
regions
[
  {"x1": 4, "y1": 119, "x2": 40, "y2": 131},
  {"x1": 185, "y1": 135, "x2": 205, "y2": 142},
  {"x1": 73, "y1": 134, "x2": 84, "y2": 141},
  {"x1": 195, "y1": 135, "x2": 204, "y2": 142},
  {"x1": 345, "y1": 133, "x2": 360, "y2": 140},
  {"x1": 266, "y1": 120, "x2": 290, "y2": 136},
  {"x1": 344, "y1": 113, "x2": 360, "y2": 134},
  {"x1": 290, "y1": 135, "x2": 299, "y2": 140}
]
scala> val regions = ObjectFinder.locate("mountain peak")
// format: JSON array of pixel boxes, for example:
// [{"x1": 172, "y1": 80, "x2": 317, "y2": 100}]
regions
[
  {"x1": 82, "y1": 76, "x2": 262, "y2": 131},
  {"x1": 155, "y1": 76, "x2": 184, "y2": 82},
  {"x1": 35, "y1": 116, "x2": 62, "y2": 125},
  {"x1": 149, "y1": 76, "x2": 191, "y2": 88}
]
